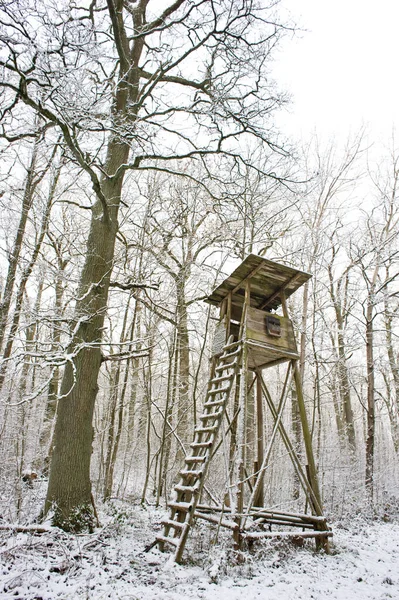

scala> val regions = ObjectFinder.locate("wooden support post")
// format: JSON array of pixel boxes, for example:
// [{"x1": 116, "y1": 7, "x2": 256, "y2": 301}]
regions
[
  {"x1": 244, "y1": 363, "x2": 293, "y2": 527},
  {"x1": 255, "y1": 368, "x2": 322, "y2": 515},
  {"x1": 226, "y1": 292, "x2": 232, "y2": 340},
  {"x1": 291, "y1": 362, "x2": 323, "y2": 514},
  {"x1": 253, "y1": 373, "x2": 264, "y2": 507},
  {"x1": 246, "y1": 371, "x2": 255, "y2": 486},
  {"x1": 234, "y1": 280, "x2": 250, "y2": 550},
  {"x1": 280, "y1": 292, "x2": 329, "y2": 552}
]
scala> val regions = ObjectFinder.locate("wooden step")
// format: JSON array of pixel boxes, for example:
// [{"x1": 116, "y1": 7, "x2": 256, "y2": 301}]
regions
[
  {"x1": 208, "y1": 386, "x2": 230, "y2": 395},
  {"x1": 180, "y1": 469, "x2": 202, "y2": 478},
  {"x1": 199, "y1": 412, "x2": 221, "y2": 421},
  {"x1": 215, "y1": 359, "x2": 238, "y2": 372},
  {"x1": 204, "y1": 399, "x2": 224, "y2": 408},
  {"x1": 168, "y1": 501, "x2": 193, "y2": 512},
  {"x1": 161, "y1": 519, "x2": 186, "y2": 530},
  {"x1": 194, "y1": 425, "x2": 219, "y2": 434},
  {"x1": 220, "y1": 350, "x2": 241, "y2": 361},
  {"x1": 221, "y1": 340, "x2": 240, "y2": 352},
  {"x1": 190, "y1": 441, "x2": 213, "y2": 448},
  {"x1": 185, "y1": 456, "x2": 206, "y2": 464},
  {"x1": 210, "y1": 374, "x2": 233, "y2": 384},
  {"x1": 175, "y1": 483, "x2": 200, "y2": 493},
  {"x1": 156, "y1": 535, "x2": 179, "y2": 547}
]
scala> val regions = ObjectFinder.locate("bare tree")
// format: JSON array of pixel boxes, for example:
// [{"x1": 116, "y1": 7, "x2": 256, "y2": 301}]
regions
[
  {"x1": 0, "y1": 0, "x2": 291, "y2": 529},
  {"x1": 351, "y1": 162, "x2": 399, "y2": 501}
]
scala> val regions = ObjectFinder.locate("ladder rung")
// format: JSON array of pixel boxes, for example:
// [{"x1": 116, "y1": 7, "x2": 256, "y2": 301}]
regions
[
  {"x1": 161, "y1": 519, "x2": 185, "y2": 530},
  {"x1": 185, "y1": 456, "x2": 206, "y2": 463},
  {"x1": 190, "y1": 441, "x2": 213, "y2": 448},
  {"x1": 215, "y1": 360, "x2": 238, "y2": 372},
  {"x1": 210, "y1": 374, "x2": 232, "y2": 384},
  {"x1": 168, "y1": 501, "x2": 192, "y2": 512},
  {"x1": 223, "y1": 340, "x2": 240, "y2": 350},
  {"x1": 195, "y1": 425, "x2": 219, "y2": 434},
  {"x1": 208, "y1": 386, "x2": 230, "y2": 395},
  {"x1": 199, "y1": 412, "x2": 220, "y2": 421},
  {"x1": 180, "y1": 469, "x2": 202, "y2": 477},
  {"x1": 157, "y1": 535, "x2": 179, "y2": 547},
  {"x1": 204, "y1": 399, "x2": 224, "y2": 408},
  {"x1": 185, "y1": 455, "x2": 206, "y2": 463},
  {"x1": 221, "y1": 348, "x2": 241, "y2": 360},
  {"x1": 175, "y1": 484, "x2": 199, "y2": 493}
]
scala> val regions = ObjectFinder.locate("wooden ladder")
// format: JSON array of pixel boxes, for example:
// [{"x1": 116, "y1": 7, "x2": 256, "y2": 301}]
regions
[{"x1": 156, "y1": 337, "x2": 242, "y2": 563}]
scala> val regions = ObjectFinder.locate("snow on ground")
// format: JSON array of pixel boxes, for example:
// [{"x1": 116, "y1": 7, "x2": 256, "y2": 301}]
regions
[{"x1": 1, "y1": 503, "x2": 398, "y2": 600}]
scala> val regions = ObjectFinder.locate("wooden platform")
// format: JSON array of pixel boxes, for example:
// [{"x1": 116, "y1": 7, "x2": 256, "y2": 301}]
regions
[
  {"x1": 212, "y1": 306, "x2": 299, "y2": 369},
  {"x1": 206, "y1": 254, "x2": 311, "y2": 312},
  {"x1": 194, "y1": 504, "x2": 332, "y2": 543}
]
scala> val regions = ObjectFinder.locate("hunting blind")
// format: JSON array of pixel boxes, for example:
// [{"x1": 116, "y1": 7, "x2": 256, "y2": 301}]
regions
[{"x1": 155, "y1": 254, "x2": 331, "y2": 562}]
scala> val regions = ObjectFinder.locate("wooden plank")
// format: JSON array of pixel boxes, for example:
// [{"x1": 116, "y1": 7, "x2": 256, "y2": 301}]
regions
[
  {"x1": 254, "y1": 517, "x2": 314, "y2": 531},
  {"x1": 259, "y1": 273, "x2": 302, "y2": 311},
  {"x1": 246, "y1": 307, "x2": 298, "y2": 354},
  {"x1": 205, "y1": 254, "x2": 312, "y2": 309},
  {"x1": 250, "y1": 509, "x2": 327, "y2": 523},
  {"x1": 195, "y1": 505, "x2": 327, "y2": 522},
  {"x1": 212, "y1": 321, "x2": 227, "y2": 355},
  {"x1": 194, "y1": 511, "x2": 239, "y2": 530},
  {"x1": 230, "y1": 261, "x2": 268, "y2": 295},
  {"x1": 242, "y1": 530, "x2": 333, "y2": 540}
]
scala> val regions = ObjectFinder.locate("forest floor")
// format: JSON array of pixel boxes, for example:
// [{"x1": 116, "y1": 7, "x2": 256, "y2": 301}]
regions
[{"x1": 1, "y1": 501, "x2": 398, "y2": 600}]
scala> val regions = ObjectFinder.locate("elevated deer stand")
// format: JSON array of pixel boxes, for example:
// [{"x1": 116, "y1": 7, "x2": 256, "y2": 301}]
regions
[{"x1": 156, "y1": 255, "x2": 331, "y2": 562}]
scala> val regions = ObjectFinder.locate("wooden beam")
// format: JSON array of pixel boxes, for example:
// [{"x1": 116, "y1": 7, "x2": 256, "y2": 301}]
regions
[
  {"x1": 254, "y1": 373, "x2": 264, "y2": 507},
  {"x1": 259, "y1": 273, "x2": 301, "y2": 310},
  {"x1": 243, "y1": 363, "x2": 293, "y2": 525},
  {"x1": 242, "y1": 530, "x2": 332, "y2": 540},
  {"x1": 255, "y1": 368, "x2": 323, "y2": 515},
  {"x1": 230, "y1": 261, "x2": 266, "y2": 296}
]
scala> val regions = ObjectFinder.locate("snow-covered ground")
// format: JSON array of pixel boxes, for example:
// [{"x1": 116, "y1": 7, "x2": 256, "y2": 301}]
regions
[{"x1": 1, "y1": 504, "x2": 398, "y2": 600}]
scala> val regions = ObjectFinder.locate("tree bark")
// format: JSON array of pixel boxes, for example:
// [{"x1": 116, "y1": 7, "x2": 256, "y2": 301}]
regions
[
  {"x1": 44, "y1": 0, "x2": 146, "y2": 527},
  {"x1": 365, "y1": 298, "x2": 375, "y2": 502},
  {"x1": 383, "y1": 294, "x2": 399, "y2": 453},
  {"x1": 0, "y1": 134, "x2": 42, "y2": 351},
  {"x1": 44, "y1": 160, "x2": 126, "y2": 528},
  {"x1": 176, "y1": 280, "x2": 190, "y2": 458}
]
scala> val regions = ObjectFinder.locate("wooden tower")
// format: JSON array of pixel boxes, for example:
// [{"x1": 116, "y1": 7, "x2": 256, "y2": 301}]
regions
[{"x1": 155, "y1": 254, "x2": 331, "y2": 562}]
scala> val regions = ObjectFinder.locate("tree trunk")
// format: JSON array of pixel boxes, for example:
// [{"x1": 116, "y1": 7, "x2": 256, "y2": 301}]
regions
[
  {"x1": 40, "y1": 253, "x2": 68, "y2": 471},
  {"x1": 365, "y1": 299, "x2": 375, "y2": 502},
  {"x1": 0, "y1": 134, "x2": 42, "y2": 351},
  {"x1": 0, "y1": 161, "x2": 60, "y2": 391},
  {"x1": 176, "y1": 289, "x2": 190, "y2": 458},
  {"x1": 103, "y1": 295, "x2": 131, "y2": 500},
  {"x1": 44, "y1": 160, "x2": 127, "y2": 529},
  {"x1": 44, "y1": 0, "x2": 146, "y2": 524},
  {"x1": 383, "y1": 295, "x2": 399, "y2": 453}
]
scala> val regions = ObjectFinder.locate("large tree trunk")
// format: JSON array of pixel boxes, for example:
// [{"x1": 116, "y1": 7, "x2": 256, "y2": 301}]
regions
[
  {"x1": 44, "y1": 0, "x2": 146, "y2": 527},
  {"x1": 44, "y1": 156, "x2": 127, "y2": 529}
]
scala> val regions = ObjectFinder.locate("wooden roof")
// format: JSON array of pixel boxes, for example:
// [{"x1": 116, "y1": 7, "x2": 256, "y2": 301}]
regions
[{"x1": 206, "y1": 254, "x2": 311, "y2": 312}]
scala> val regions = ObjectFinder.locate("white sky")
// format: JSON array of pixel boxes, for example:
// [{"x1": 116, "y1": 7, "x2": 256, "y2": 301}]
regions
[{"x1": 273, "y1": 0, "x2": 399, "y2": 140}]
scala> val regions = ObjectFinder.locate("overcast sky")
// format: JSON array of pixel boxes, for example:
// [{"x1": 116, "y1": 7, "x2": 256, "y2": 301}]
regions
[{"x1": 273, "y1": 0, "x2": 399, "y2": 141}]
